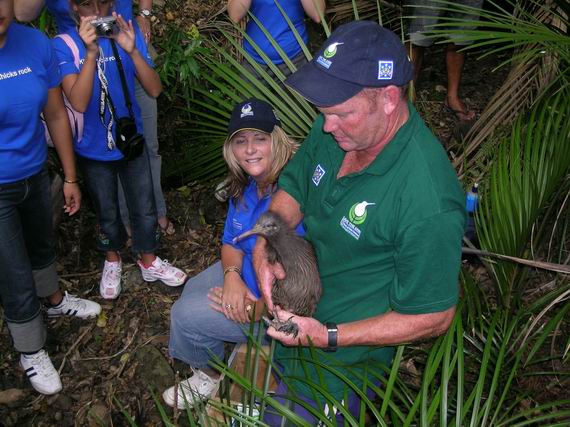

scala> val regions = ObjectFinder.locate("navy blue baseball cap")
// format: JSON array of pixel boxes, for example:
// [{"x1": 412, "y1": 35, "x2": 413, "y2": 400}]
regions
[
  {"x1": 285, "y1": 21, "x2": 413, "y2": 107},
  {"x1": 228, "y1": 98, "x2": 280, "y2": 140}
]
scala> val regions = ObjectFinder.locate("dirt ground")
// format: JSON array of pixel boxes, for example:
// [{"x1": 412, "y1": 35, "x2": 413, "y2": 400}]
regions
[{"x1": 0, "y1": 19, "x2": 515, "y2": 427}]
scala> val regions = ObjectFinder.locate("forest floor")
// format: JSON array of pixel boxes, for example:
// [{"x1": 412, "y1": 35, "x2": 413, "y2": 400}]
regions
[{"x1": 0, "y1": 9, "x2": 521, "y2": 426}]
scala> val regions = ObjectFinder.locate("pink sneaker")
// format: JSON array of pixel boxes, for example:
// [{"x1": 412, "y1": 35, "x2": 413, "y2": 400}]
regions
[
  {"x1": 138, "y1": 257, "x2": 186, "y2": 287},
  {"x1": 100, "y1": 259, "x2": 122, "y2": 299}
]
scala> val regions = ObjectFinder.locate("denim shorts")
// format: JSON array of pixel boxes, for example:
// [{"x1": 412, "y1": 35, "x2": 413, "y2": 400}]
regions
[{"x1": 408, "y1": 0, "x2": 484, "y2": 47}]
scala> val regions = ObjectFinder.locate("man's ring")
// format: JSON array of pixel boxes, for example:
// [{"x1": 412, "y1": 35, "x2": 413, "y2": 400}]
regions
[
  {"x1": 245, "y1": 304, "x2": 253, "y2": 312},
  {"x1": 225, "y1": 304, "x2": 233, "y2": 309}
]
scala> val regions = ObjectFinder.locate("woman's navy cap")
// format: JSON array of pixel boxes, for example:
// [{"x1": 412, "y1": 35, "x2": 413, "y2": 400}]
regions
[
  {"x1": 228, "y1": 98, "x2": 280, "y2": 140},
  {"x1": 285, "y1": 21, "x2": 414, "y2": 107}
]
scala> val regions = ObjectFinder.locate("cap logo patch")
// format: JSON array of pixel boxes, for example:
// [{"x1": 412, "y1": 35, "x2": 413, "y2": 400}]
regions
[
  {"x1": 323, "y1": 42, "x2": 343, "y2": 59},
  {"x1": 378, "y1": 60, "x2": 394, "y2": 80},
  {"x1": 240, "y1": 103, "x2": 254, "y2": 118}
]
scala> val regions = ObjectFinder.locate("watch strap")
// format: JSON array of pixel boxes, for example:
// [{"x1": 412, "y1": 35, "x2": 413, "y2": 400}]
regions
[{"x1": 325, "y1": 322, "x2": 338, "y2": 352}]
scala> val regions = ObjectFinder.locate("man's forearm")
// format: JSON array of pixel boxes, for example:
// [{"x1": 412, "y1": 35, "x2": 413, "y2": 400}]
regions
[
  {"x1": 14, "y1": 0, "x2": 45, "y2": 22},
  {"x1": 268, "y1": 189, "x2": 303, "y2": 229},
  {"x1": 337, "y1": 307, "x2": 456, "y2": 348}
]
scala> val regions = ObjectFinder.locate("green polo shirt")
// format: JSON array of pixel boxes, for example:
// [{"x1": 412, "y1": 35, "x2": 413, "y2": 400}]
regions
[{"x1": 276, "y1": 104, "x2": 465, "y2": 399}]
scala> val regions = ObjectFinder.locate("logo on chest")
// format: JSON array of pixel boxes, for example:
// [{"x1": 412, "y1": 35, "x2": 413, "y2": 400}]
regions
[
  {"x1": 232, "y1": 219, "x2": 243, "y2": 231},
  {"x1": 340, "y1": 201, "x2": 376, "y2": 240},
  {"x1": 312, "y1": 164, "x2": 326, "y2": 186}
]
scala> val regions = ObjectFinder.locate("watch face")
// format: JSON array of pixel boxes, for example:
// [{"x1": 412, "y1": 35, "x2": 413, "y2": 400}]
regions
[{"x1": 141, "y1": 9, "x2": 151, "y2": 17}]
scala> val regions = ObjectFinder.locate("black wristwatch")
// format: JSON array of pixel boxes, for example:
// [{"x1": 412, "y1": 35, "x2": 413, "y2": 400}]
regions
[
  {"x1": 325, "y1": 322, "x2": 338, "y2": 352},
  {"x1": 139, "y1": 9, "x2": 153, "y2": 18}
]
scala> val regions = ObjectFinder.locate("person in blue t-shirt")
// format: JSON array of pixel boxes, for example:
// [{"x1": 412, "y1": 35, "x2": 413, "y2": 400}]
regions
[
  {"x1": 163, "y1": 98, "x2": 302, "y2": 409},
  {"x1": 52, "y1": 0, "x2": 186, "y2": 300},
  {"x1": 15, "y1": 0, "x2": 175, "y2": 236},
  {"x1": 0, "y1": 0, "x2": 101, "y2": 396},
  {"x1": 227, "y1": 0, "x2": 325, "y2": 78}
]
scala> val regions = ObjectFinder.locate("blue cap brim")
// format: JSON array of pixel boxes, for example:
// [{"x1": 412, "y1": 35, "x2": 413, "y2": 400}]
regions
[{"x1": 285, "y1": 61, "x2": 364, "y2": 107}]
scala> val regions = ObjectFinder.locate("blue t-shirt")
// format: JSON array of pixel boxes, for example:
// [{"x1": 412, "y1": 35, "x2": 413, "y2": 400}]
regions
[
  {"x1": 222, "y1": 180, "x2": 304, "y2": 298},
  {"x1": 0, "y1": 24, "x2": 61, "y2": 184},
  {"x1": 47, "y1": 0, "x2": 134, "y2": 33},
  {"x1": 52, "y1": 29, "x2": 153, "y2": 161},
  {"x1": 244, "y1": 0, "x2": 308, "y2": 64}
]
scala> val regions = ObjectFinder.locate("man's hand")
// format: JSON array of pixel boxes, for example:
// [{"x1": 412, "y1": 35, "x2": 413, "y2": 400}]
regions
[
  {"x1": 252, "y1": 237, "x2": 285, "y2": 313},
  {"x1": 267, "y1": 306, "x2": 328, "y2": 347}
]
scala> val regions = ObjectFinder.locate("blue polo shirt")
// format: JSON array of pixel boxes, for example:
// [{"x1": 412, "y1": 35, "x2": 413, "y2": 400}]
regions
[
  {"x1": 222, "y1": 179, "x2": 304, "y2": 298},
  {"x1": 52, "y1": 29, "x2": 153, "y2": 161},
  {"x1": 244, "y1": 0, "x2": 308, "y2": 64},
  {"x1": 0, "y1": 24, "x2": 61, "y2": 184}
]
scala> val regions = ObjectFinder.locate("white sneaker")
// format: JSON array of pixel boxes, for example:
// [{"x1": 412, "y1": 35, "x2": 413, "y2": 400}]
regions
[
  {"x1": 100, "y1": 259, "x2": 122, "y2": 299},
  {"x1": 46, "y1": 291, "x2": 102, "y2": 318},
  {"x1": 162, "y1": 369, "x2": 220, "y2": 409},
  {"x1": 138, "y1": 257, "x2": 186, "y2": 287},
  {"x1": 20, "y1": 350, "x2": 62, "y2": 395}
]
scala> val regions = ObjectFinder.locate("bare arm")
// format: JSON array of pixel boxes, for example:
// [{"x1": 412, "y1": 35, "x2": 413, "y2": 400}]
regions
[
  {"x1": 14, "y1": 0, "x2": 45, "y2": 22},
  {"x1": 208, "y1": 244, "x2": 263, "y2": 323},
  {"x1": 269, "y1": 305, "x2": 457, "y2": 348},
  {"x1": 227, "y1": 0, "x2": 251, "y2": 23},
  {"x1": 61, "y1": 17, "x2": 98, "y2": 112},
  {"x1": 136, "y1": 0, "x2": 153, "y2": 41},
  {"x1": 269, "y1": 189, "x2": 303, "y2": 227},
  {"x1": 300, "y1": 0, "x2": 325, "y2": 23},
  {"x1": 43, "y1": 87, "x2": 81, "y2": 216},
  {"x1": 114, "y1": 14, "x2": 161, "y2": 97}
]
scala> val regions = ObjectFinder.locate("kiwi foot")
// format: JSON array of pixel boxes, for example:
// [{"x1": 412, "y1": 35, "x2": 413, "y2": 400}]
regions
[{"x1": 262, "y1": 315, "x2": 299, "y2": 338}]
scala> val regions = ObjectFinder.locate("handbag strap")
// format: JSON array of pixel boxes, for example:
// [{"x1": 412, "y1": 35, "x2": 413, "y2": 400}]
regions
[{"x1": 109, "y1": 39, "x2": 135, "y2": 119}]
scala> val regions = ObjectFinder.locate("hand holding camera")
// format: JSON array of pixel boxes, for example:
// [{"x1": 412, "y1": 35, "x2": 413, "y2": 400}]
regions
[{"x1": 79, "y1": 15, "x2": 99, "y2": 55}]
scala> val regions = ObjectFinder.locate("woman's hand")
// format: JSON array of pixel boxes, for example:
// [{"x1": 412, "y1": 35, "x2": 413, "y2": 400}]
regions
[
  {"x1": 63, "y1": 182, "x2": 81, "y2": 215},
  {"x1": 112, "y1": 13, "x2": 136, "y2": 54},
  {"x1": 79, "y1": 16, "x2": 99, "y2": 55},
  {"x1": 207, "y1": 274, "x2": 258, "y2": 323}
]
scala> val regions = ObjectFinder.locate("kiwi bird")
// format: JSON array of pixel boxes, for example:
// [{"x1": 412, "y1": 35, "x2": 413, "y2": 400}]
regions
[{"x1": 234, "y1": 211, "x2": 321, "y2": 337}]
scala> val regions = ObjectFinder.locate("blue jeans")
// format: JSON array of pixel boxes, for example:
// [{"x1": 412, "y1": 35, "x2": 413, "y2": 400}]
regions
[
  {"x1": 0, "y1": 169, "x2": 59, "y2": 352},
  {"x1": 169, "y1": 261, "x2": 264, "y2": 368},
  {"x1": 118, "y1": 80, "x2": 166, "y2": 227},
  {"x1": 78, "y1": 153, "x2": 159, "y2": 254}
]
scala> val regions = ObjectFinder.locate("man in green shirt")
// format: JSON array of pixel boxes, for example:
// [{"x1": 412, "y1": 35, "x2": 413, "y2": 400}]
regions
[{"x1": 255, "y1": 20, "x2": 466, "y2": 424}]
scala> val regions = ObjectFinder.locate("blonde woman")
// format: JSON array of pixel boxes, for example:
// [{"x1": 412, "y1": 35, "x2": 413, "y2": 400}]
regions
[{"x1": 163, "y1": 98, "x2": 302, "y2": 408}]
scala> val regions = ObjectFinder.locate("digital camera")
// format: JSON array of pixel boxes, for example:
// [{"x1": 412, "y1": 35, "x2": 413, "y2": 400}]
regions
[{"x1": 90, "y1": 16, "x2": 117, "y2": 37}]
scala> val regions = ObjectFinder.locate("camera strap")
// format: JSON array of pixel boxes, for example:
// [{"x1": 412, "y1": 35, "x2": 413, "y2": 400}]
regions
[
  {"x1": 110, "y1": 39, "x2": 135, "y2": 120},
  {"x1": 95, "y1": 49, "x2": 116, "y2": 150}
]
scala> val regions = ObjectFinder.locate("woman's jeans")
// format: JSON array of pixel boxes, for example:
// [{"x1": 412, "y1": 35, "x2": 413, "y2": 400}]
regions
[
  {"x1": 118, "y1": 80, "x2": 166, "y2": 227},
  {"x1": 78, "y1": 153, "x2": 159, "y2": 254},
  {"x1": 0, "y1": 169, "x2": 59, "y2": 352},
  {"x1": 169, "y1": 261, "x2": 263, "y2": 369}
]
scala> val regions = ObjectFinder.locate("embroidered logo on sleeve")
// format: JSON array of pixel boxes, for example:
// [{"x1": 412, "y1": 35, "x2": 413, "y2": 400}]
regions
[
  {"x1": 312, "y1": 164, "x2": 326, "y2": 186},
  {"x1": 378, "y1": 61, "x2": 394, "y2": 80},
  {"x1": 232, "y1": 219, "x2": 243, "y2": 231}
]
